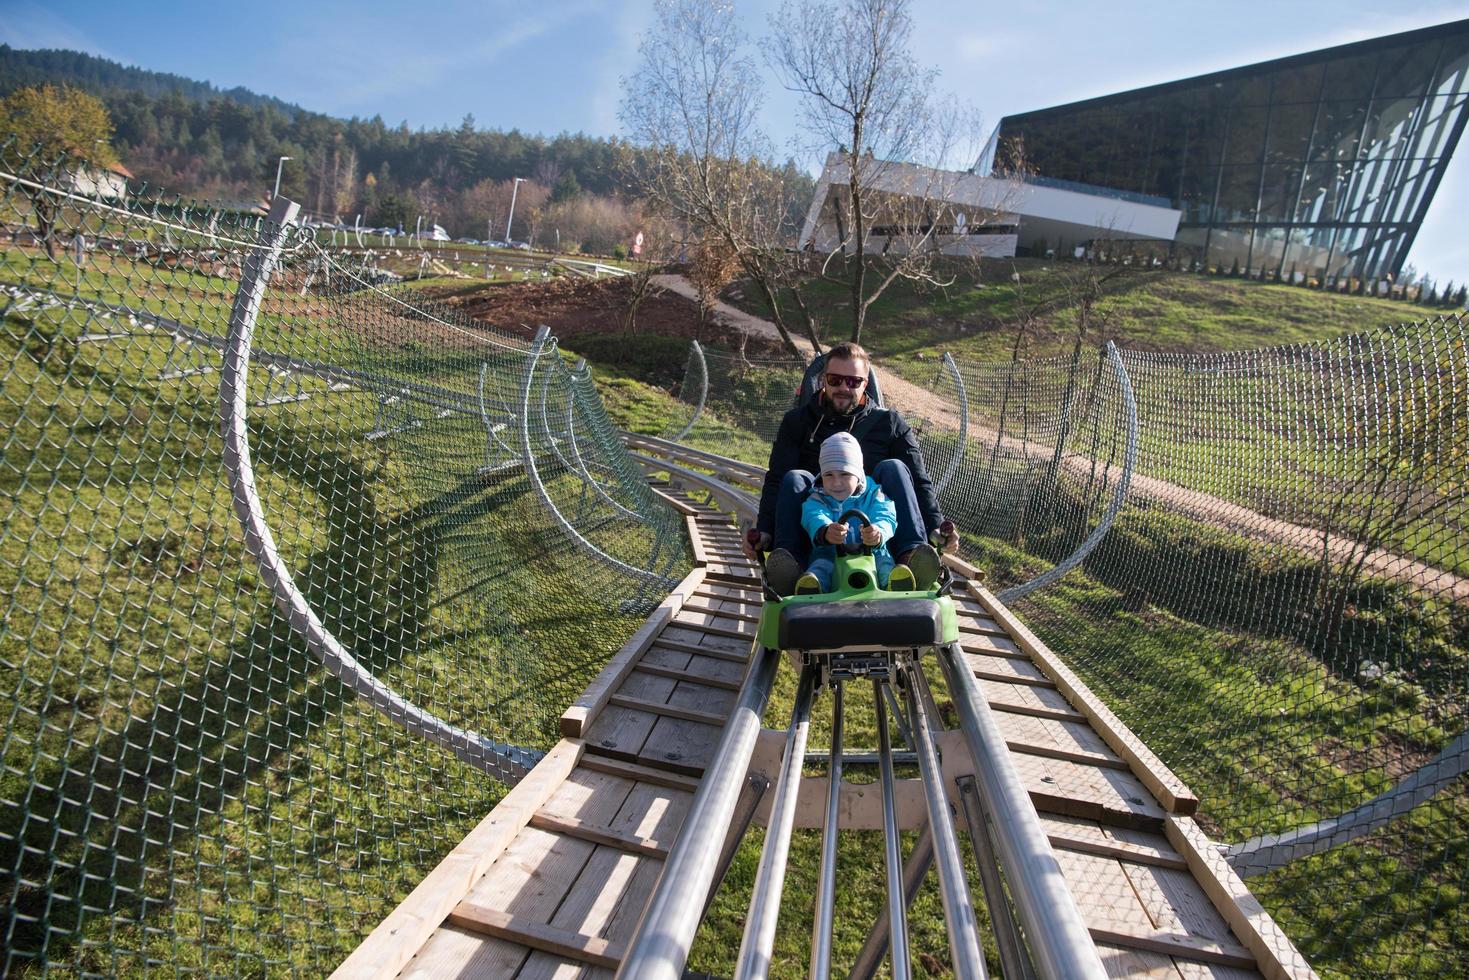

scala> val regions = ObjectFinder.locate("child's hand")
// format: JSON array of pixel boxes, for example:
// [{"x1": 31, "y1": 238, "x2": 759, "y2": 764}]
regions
[
  {"x1": 823, "y1": 522, "x2": 848, "y2": 544},
  {"x1": 859, "y1": 524, "x2": 881, "y2": 546}
]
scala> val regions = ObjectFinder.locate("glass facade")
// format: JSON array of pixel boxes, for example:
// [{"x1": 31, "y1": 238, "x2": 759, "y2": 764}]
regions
[{"x1": 996, "y1": 20, "x2": 1469, "y2": 281}]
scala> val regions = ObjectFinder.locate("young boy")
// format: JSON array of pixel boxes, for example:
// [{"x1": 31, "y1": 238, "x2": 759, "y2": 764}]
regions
[{"x1": 794, "y1": 432, "x2": 918, "y2": 594}]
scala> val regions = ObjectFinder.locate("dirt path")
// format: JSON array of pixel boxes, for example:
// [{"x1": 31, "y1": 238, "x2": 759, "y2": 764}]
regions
[{"x1": 654, "y1": 274, "x2": 1468, "y2": 602}]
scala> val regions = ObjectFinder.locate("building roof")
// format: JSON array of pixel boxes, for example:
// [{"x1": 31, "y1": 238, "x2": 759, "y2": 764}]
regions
[{"x1": 1002, "y1": 17, "x2": 1469, "y2": 124}]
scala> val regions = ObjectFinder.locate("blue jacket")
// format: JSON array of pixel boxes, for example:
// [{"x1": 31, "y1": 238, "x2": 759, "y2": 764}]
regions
[{"x1": 801, "y1": 479, "x2": 898, "y2": 552}]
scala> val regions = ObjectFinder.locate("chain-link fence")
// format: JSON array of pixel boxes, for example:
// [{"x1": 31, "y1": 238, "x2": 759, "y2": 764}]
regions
[
  {"x1": 669, "y1": 317, "x2": 1467, "y2": 976},
  {"x1": 0, "y1": 144, "x2": 686, "y2": 974}
]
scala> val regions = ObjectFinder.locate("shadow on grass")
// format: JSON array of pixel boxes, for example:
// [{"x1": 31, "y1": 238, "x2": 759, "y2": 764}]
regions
[{"x1": 0, "y1": 414, "x2": 570, "y2": 970}]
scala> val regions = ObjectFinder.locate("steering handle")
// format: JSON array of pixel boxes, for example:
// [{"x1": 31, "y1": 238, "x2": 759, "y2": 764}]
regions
[{"x1": 835, "y1": 508, "x2": 874, "y2": 555}]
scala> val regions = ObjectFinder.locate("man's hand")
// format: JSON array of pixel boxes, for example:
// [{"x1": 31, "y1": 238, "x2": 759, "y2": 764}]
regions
[
  {"x1": 859, "y1": 523, "x2": 881, "y2": 546},
  {"x1": 742, "y1": 529, "x2": 772, "y2": 561},
  {"x1": 823, "y1": 522, "x2": 848, "y2": 545},
  {"x1": 933, "y1": 519, "x2": 960, "y2": 555}
]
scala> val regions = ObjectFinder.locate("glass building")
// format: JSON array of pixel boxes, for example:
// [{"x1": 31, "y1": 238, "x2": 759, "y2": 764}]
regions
[{"x1": 996, "y1": 19, "x2": 1469, "y2": 281}]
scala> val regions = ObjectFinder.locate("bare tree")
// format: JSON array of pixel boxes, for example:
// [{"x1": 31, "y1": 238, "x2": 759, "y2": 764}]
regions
[
  {"x1": 621, "y1": 0, "x2": 815, "y2": 355},
  {"x1": 768, "y1": 0, "x2": 991, "y2": 343}
]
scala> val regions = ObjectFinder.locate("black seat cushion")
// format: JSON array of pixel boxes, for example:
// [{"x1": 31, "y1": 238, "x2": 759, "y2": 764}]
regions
[{"x1": 778, "y1": 598, "x2": 944, "y2": 651}]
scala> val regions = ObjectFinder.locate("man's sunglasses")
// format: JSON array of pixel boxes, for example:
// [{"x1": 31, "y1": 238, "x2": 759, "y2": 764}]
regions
[{"x1": 824, "y1": 372, "x2": 866, "y2": 390}]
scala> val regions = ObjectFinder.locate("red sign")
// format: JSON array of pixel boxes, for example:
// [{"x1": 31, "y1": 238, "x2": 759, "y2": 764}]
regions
[{"x1": 633, "y1": 231, "x2": 644, "y2": 256}]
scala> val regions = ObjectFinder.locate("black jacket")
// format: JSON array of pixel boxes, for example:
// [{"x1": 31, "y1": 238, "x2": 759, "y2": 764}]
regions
[{"x1": 756, "y1": 396, "x2": 943, "y2": 534}]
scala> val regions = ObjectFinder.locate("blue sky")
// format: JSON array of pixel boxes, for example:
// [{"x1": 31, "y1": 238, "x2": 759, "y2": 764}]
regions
[{"x1": 4, "y1": 1, "x2": 1468, "y2": 284}]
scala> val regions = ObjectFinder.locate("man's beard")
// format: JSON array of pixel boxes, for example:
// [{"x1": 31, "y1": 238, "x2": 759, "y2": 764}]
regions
[{"x1": 822, "y1": 388, "x2": 861, "y2": 416}]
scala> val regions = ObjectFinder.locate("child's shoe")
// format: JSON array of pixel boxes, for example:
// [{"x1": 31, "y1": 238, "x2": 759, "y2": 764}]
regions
[
  {"x1": 795, "y1": 572, "x2": 823, "y2": 595},
  {"x1": 886, "y1": 565, "x2": 917, "y2": 592},
  {"x1": 898, "y1": 543, "x2": 942, "y2": 590}
]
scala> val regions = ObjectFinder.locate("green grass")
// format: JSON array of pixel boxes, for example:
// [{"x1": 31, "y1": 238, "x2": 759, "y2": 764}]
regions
[{"x1": 728, "y1": 257, "x2": 1440, "y2": 363}]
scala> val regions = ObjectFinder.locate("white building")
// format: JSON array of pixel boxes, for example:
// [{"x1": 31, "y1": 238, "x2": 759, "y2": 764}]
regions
[
  {"x1": 66, "y1": 159, "x2": 132, "y2": 200},
  {"x1": 799, "y1": 151, "x2": 1180, "y2": 260}
]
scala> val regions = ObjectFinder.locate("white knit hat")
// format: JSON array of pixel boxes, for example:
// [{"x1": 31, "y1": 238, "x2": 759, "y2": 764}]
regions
[{"x1": 819, "y1": 432, "x2": 864, "y2": 481}]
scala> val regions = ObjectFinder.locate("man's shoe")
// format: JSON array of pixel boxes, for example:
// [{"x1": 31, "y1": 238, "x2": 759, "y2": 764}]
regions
[
  {"x1": 765, "y1": 548, "x2": 804, "y2": 596},
  {"x1": 886, "y1": 565, "x2": 917, "y2": 592},
  {"x1": 898, "y1": 543, "x2": 942, "y2": 591},
  {"x1": 795, "y1": 572, "x2": 823, "y2": 595}
]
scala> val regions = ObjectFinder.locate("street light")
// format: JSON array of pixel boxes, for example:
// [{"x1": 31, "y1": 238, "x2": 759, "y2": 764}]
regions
[
  {"x1": 272, "y1": 156, "x2": 292, "y2": 201},
  {"x1": 505, "y1": 177, "x2": 526, "y2": 244}
]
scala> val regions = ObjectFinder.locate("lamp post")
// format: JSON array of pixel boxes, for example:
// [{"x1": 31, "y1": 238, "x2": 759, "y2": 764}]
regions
[
  {"x1": 505, "y1": 177, "x2": 525, "y2": 244},
  {"x1": 272, "y1": 156, "x2": 292, "y2": 201}
]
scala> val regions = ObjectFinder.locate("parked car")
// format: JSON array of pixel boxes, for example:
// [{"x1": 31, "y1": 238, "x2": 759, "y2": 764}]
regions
[{"x1": 510, "y1": 241, "x2": 532, "y2": 251}]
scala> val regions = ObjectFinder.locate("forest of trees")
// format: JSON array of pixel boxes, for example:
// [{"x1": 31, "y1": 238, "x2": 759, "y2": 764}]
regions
[{"x1": 0, "y1": 45, "x2": 814, "y2": 254}]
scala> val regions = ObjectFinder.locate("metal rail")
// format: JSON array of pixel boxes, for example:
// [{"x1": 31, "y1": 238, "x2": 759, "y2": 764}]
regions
[
  {"x1": 938, "y1": 641, "x2": 1107, "y2": 980},
  {"x1": 735, "y1": 666, "x2": 817, "y2": 979},
  {"x1": 618, "y1": 645, "x2": 782, "y2": 980},
  {"x1": 810, "y1": 679, "x2": 845, "y2": 979},
  {"x1": 874, "y1": 676, "x2": 912, "y2": 980},
  {"x1": 904, "y1": 664, "x2": 986, "y2": 977}
]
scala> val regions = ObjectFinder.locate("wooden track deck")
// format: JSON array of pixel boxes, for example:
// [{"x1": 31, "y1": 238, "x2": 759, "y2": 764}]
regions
[{"x1": 335, "y1": 484, "x2": 1314, "y2": 980}]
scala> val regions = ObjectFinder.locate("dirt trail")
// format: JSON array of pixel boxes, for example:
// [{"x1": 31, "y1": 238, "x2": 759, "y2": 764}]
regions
[{"x1": 653, "y1": 273, "x2": 1468, "y2": 602}]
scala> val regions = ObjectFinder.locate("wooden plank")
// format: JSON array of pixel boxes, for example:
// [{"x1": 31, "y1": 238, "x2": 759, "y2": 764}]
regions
[
  {"x1": 1048, "y1": 831, "x2": 1189, "y2": 871},
  {"x1": 561, "y1": 567, "x2": 707, "y2": 738},
  {"x1": 671, "y1": 611, "x2": 754, "y2": 639},
  {"x1": 686, "y1": 514, "x2": 709, "y2": 565},
  {"x1": 964, "y1": 650, "x2": 1054, "y2": 685},
  {"x1": 633, "y1": 660, "x2": 742, "y2": 691},
  {"x1": 958, "y1": 622, "x2": 1023, "y2": 650},
  {"x1": 982, "y1": 675, "x2": 1089, "y2": 722},
  {"x1": 1093, "y1": 942, "x2": 1187, "y2": 978},
  {"x1": 1088, "y1": 927, "x2": 1257, "y2": 971},
  {"x1": 972, "y1": 585, "x2": 1199, "y2": 815},
  {"x1": 992, "y1": 706, "x2": 1125, "y2": 767},
  {"x1": 691, "y1": 587, "x2": 762, "y2": 609},
  {"x1": 679, "y1": 601, "x2": 760, "y2": 624},
  {"x1": 990, "y1": 700, "x2": 1090, "y2": 724},
  {"x1": 576, "y1": 755, "x2": 701, "y2": 793},
  {"x1": 704, "y1": 566, "x2": 763, "y2": 585},
  {"x1": 517, "y1": 778, "x2": 694, "y2": 974},
  {"x1": 583, "y1": 672, "x2": 680, "y2": 762},
  {"x1": 649, "y1": 637, "x2": 750, "y2": 663},
  {"x1": 1065, "y1": 846, "x2": 1157, "y2": 915},
  {"x1": 1008, "y1": 738, "x2": 1131, "y2": 771},
  {"x1": 608, "y1": 693, "x2": 726, "y2": 727},
  {"x1": 1165, "y1": 816, "x2": 1319, "y2": 980},
  {"x1": 647, "y1": 484, "x2": 700, "y2": 516},
  {"x1": 527, "y1": 812, "x2": 669, "y2": 858},
  {"x1": 446, "y1": 902, "x2": 625, "y2": 970},
  {"x1": 1010, "y1": 752, "x2": 1167, "y2": 831},
  {"x1": 330, "y1": 739, "x2": 583, "y2": 980},
  {"x1": 439, "y1": 765, "x2": 643, "y2": 975},
  {"x1": 396, "y1": 924, "x2": 529, "y2": 979},
  {"x1": 645, "y1": 649, "x2": 747, "y2": 688}
]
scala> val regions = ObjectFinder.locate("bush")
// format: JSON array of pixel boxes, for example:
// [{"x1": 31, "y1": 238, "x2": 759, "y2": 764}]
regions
[{"x1": 612, "y1": 244, "x2": 629, "y2": 261}]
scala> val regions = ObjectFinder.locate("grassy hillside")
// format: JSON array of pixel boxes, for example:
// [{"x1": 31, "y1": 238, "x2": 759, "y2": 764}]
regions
[{"x1": 726, "y1": 257, "x2": 1447, "y2": 364}]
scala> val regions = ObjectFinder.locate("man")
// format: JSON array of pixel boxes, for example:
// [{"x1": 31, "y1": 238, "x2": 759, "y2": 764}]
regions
[{"x1": 741, "y1": 341, "x2": 959, "y2": 593}]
